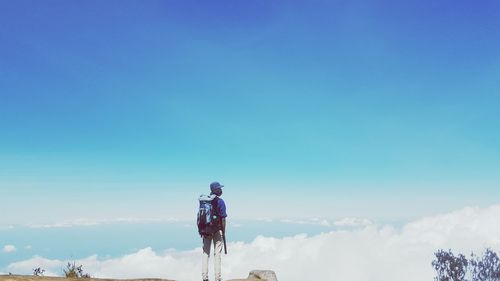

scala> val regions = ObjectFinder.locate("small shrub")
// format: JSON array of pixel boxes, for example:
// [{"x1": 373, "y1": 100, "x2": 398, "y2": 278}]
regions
[
  {"x1": 33, "y1": 267, "x2": 45, "y2": 276},
  {"x1": 471, "y1": 249, "x2": 500, "y2": 281},
  {"x1": 432, "y1": 249, "x2": 468, "y2": 281},
  {"x1": 63, "y1": 262, "x2": 90, "y2": 278},
  {"x1": 432, "y1": 248, "x2": 500, "y2": 281}
]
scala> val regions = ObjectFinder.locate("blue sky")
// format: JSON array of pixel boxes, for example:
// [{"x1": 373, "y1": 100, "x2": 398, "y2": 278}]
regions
[{"x1": 1, "y1": 0, "x2": 500, "y2": 226}]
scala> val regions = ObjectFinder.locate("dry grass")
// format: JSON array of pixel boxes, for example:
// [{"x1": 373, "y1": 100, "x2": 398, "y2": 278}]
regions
[{"x1": 0, "y1": 275, "x2": 174, "y2": 281}]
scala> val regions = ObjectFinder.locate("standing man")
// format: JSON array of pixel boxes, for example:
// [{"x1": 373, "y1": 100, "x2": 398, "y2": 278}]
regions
[{"x1": 202, "y1": 181, "x2": 227, "y2": 281}]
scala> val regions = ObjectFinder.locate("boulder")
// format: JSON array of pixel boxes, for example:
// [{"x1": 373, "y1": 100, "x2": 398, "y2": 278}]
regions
[
  {"x1": 247, "y1": 270, "x2": 278, "y2": 281},
  {"x1": 227, "y1": 269, "x2": 278, "y2": 281}
]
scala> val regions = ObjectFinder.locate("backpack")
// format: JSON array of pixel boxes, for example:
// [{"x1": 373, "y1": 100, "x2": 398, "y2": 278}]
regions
[{"x1": 197, "y1": 194, "x2": 221, "y2": 237}]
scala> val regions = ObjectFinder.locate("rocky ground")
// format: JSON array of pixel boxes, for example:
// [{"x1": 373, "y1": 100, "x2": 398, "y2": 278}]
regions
[
  {"x1": 0, "y1": 277, "x2": 261, "y2": 281},
  {"x1": 0, "y1": 276, "x2": 173, "y2": 281},
  {"x1": 1, "y1": 269, "x2": 277, "y2": 281}
]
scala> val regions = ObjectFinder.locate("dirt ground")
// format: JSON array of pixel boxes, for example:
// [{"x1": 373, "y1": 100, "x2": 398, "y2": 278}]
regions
[
  {"x1": 0, "y1": 275, "x2": 264, "y2": 281},
  {"x1": 0, "y1": 275, "x2": 174, "y2": 281}
]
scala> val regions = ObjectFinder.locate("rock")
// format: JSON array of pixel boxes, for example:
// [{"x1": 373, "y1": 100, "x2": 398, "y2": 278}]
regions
[
  {"x1": 247, "y1": 270, "x2": 278, "y2": 281},
  {"x1": 226, "y1": 269, "x2": 278, "y2": 281}
]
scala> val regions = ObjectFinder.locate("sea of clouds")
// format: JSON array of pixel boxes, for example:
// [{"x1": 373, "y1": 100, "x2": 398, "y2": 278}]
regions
[{"x1": 3, "y1": 205, "x2": 500, "y2": 281}]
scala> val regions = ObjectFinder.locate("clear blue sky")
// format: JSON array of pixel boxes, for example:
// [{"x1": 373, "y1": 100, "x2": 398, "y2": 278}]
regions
[{"x1": 1, "y1": 0, "x2": 499, "y2": 224}]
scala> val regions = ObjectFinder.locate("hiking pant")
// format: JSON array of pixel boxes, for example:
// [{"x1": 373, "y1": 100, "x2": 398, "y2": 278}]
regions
[{"x1": 202, "y1": 230, "x2": 223, "y2": 281}]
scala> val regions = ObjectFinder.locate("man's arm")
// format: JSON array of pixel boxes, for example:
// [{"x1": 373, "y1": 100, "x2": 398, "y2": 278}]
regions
[
  {"x1": 218, "y1": 198, "x2": 227, "y2": 233},
  {"x1": 221, "y1": 217, "x2": 227, "y2": 254},
  {"x1": 221, "y1": 217, "x2": 226, "y2": 233}
]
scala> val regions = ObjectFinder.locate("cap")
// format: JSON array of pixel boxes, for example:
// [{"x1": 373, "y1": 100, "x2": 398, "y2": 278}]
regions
[{"x1": 210, "y1": 181, "x2": 224, "y2": 192}]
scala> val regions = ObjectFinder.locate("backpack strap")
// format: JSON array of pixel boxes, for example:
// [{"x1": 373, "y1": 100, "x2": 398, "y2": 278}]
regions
[{"x1": 212, "y1": 197, "x2": 219, "y2": 217}]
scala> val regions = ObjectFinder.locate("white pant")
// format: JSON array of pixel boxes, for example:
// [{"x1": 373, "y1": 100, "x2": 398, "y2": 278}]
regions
[{"x1": 202, "y1": 230, "x2": 223, "y2": 281}]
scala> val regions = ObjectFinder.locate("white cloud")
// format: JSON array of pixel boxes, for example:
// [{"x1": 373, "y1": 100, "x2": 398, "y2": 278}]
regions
[
  {"x1": 280, "y1": 217, "x2": 332, "y2": 226},
  {"x1": 0, "y1": 225, "x2": 15, "y2": 230},
  {"x1": 280, "y1": 217, "x2": 373, "y2": 228},
  {"x1": 3, "y1": 245, "x2": 17, "y2": 253},
  {"x1": 333, "y1": 217, "x2": 373, "y2": 227},
  {"x1": 7, "y1": 205, "x2": 500, "y2": 281},
  {"x1": 8, "y1": 255, "x2": 63, "y2": 276},
  {"x1": 27, "y1": 220, "x2": 100, "y2": 229},
  {"x1": 114, "y1": 217, "x2": 179, "y2": 223},
  {"x1": 26, "y1": 217, "x2": 180, "y2": 228}
]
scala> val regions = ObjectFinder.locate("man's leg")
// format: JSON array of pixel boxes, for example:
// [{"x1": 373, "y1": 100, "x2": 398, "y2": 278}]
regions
[
  {"x1": 202, "y1": 235, "x2": 212, "y2": 281},
  {"x1": 213, "y1": 230, "x2": 223, "y2": 281}
]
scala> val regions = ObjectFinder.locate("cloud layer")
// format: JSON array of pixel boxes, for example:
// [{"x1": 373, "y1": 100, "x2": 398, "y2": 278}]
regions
[
  {"x1": 25, "y1": 217, "x2": 181, "y2": 229},
  {"x1": 6, "y1": 205, "x2": 500, "y2": 281},
  {"x1": 2, "y1": 245, "x2": 17, "y2": 253}
]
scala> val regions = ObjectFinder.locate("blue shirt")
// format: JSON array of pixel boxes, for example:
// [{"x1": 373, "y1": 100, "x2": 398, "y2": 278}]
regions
[{"x1": 215, "y1": 197, "x2": 227, "y2": 218}]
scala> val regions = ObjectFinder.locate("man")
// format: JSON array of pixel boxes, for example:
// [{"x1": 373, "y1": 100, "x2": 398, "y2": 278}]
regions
[{"x1": 202, "y1": 181, "x2": 227, "y2": 281}]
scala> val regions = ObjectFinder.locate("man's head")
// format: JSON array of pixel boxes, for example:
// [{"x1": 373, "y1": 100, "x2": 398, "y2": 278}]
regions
[{"x1": 210, "y1": 181, "x2": 224, "y2": 196}]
